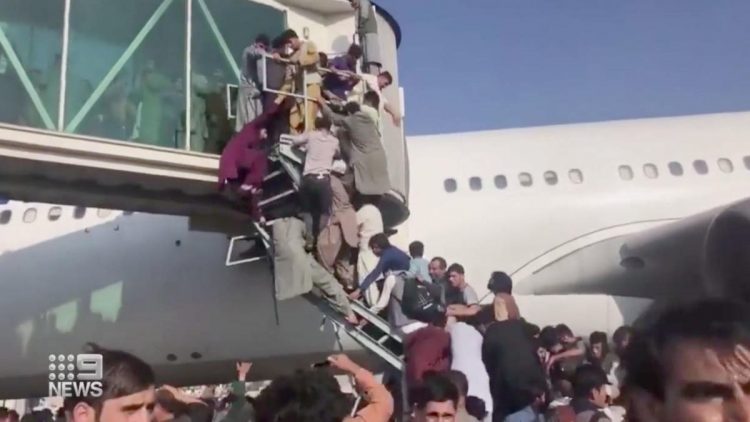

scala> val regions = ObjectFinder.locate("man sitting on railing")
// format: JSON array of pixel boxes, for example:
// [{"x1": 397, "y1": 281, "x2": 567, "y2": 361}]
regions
[{"x1": 348, "y1": 70, "x2": 401, "y2": 127}]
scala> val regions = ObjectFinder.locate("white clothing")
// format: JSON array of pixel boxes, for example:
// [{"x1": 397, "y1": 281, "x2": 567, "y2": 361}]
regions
[
  {"x1": 449, "y1": 322, "x2": 493, "y2": 416},
  {"x1": 356, "y1": 204, "x2": 383, "y2": 306}
]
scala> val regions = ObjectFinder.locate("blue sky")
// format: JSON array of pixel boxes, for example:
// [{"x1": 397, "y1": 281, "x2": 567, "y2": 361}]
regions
[{"x1": 376, "y1": 0, "x2": 750, "y2": 135}]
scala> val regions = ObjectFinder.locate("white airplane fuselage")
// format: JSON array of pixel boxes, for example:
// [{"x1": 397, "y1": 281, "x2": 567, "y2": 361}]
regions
[{"x1": 2, "y1": 111, "x2": 750, "y2": 398}]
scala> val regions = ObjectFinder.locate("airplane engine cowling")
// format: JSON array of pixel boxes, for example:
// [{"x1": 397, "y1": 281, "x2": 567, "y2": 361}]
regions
[
  {"x1": 518, "y1": 197, "x2": 750, "y2": 301},
  {"x1": 704, "y1": 199, "x2": 750, "y2": 301}
]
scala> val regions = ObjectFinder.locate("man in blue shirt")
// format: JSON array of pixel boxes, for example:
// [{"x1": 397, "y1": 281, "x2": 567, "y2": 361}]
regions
[
  {"x1": 408, "y1": 241, "x2": 432, "y2": 283},
  {"x1": 349, "y1": 232, "x2": 410, "y2": 301}
]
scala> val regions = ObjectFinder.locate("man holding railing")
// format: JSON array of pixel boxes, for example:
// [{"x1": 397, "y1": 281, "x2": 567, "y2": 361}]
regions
[{"x1": 273, "y1": 29, "x2": 321, "y2": 134}]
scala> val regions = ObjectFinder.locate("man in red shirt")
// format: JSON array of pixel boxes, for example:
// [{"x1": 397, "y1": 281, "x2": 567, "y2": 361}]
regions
[{"x1": 404, "y1": 311, "x2": 451, "y2": 397}]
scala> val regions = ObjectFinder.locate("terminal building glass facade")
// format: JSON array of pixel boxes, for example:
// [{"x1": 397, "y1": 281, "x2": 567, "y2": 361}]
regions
[{"x1": 0, "y1": 0, "x2": 285, "y2": 153}]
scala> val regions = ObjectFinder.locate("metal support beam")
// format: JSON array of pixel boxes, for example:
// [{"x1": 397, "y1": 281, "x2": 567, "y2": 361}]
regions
[
  {"x1": 196, "y1": 0, "x2": 241, "y2": 80},
  {"x1": 58, "y1": 0, "x2": 72, "y2": 131},
  {"x1": 185, "y1": 0, "x2": 193, "y2": 151},
  {"x1": 66, "y1": 0, "x2": 176, "y2": 133},
  {"x1": 0, "y1": 25, "x2": 55, "y2": 130}
]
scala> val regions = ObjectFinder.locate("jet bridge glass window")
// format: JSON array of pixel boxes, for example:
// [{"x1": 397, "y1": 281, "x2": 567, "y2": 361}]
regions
[
  {"x1": 0, "y1": 210, "x2": 11, "y2": 225},
  {"x1": 444, "y1": 178, "x2": 457, "y2": 193},
  {"x1": 618, "y1": 165, "x2": 634, "y2": 181},
  {"x1": 718, "y1": 158, "x2": 734, "y2": 173},
  {"x1": 693, "y1": 160, "x2": 709, "y2": 175},
  {"x1": 494, "y1": 175, "x2": 508, "y2": 189},
  {"x1": 544, "y1": 171, "x2": 559, "y2": 186},
  {"x1": 469, "y1": 177, "x2": 483, "y2": 191},
  {"x1": 643, "y1": 164, "x2": 659, "y2": 179},
  {"x1": 668, "y1": 162, "x2": 684, "y2": 176},
  {"x1": 568, "y1": 169, "x2": 583, "y2": 184},
  {"x1": 519, "y1": 173, "x2": 533, "y2": 187}
]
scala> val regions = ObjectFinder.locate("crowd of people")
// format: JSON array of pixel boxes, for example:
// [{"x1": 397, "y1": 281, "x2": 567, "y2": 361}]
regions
[{"x1": 4, "y1": 297, "x2": 750, "y2": 422}]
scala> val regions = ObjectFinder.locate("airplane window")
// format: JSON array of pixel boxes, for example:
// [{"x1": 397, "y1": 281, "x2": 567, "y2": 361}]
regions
[
  {"x1": 618, "y1": 165, "x2": 634, "y2": 181},
  {"x1": 0, "y1": 210, "x2": 11, "y2": 224},
  {"x1": 744, "y1": 156, "x2": 750, "y2": 170},
  {"x1": 23, "y1": 208, "x2": 37, "y2": 223},
  {"x1": 48, "y1": 207, "x2": 62, "y2": 221},
  {"x1": 643, "y1": 163, "x2": 659, "y2": 179},
  {"x1": 494, "y1": 175, "x2": 508, "y2": 189},
  {"x1": 668, "y1": 162, "x2": 684, "y2": 176},
  {"x1": 693, "y1": 160, "x2": 709, "y2": 175},
  {"x1": 73, "y1": 207, "x2": 86, "y2": 219},
  {"x1": 718, "y1": 158, "x2": 734, "y2": 173},
  {"x1": 444, "y1": 178, "x2": 457, "y2": 193},
  {"x1": 469, "y1": 177, "x2": 483, "y2": 191},
  {"x1": 519, "y1": 172, "x2": 533, "y2": 187},
  {"x1": 569, "y1": 169, "x2": 584, "y2": 184},
  {"x1": 97, "y1": 209, "x2": 112, "y2": 218},
  {"x1": 544, "y1": 171, "x2": 558, "y2": 186}
]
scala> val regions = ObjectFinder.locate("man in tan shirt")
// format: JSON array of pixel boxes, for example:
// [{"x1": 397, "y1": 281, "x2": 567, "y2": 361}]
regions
[{"x1": 273, "y1": 29, "x2": 321, "y2": 133}]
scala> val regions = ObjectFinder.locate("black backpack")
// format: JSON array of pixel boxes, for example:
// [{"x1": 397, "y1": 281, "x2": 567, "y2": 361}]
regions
[{"x1": 399, "y1": 276, "x2": 445, "y2": 323}]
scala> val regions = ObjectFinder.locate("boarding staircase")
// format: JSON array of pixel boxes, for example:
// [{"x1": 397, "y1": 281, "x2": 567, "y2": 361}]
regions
[{"x1": 225, "y1": 134, "x2": 409, "y2": 371}]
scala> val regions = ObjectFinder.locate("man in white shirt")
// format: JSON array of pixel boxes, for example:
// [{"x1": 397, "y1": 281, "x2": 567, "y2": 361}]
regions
[
  {"x1": 449, "y1": 320, "x2": 493, "y2": 419},
  {"x1": 348, "y1": 71, "x2": 401, "y2": 126},
  {"x1": 356, "y1": 203, "x2": 383, "y2": 306}
]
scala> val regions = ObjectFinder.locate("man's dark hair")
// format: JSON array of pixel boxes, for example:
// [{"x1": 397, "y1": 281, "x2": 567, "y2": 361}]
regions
[
  {"x1": 363, "y1": 91, "x2": 380, "y2": 109},
  {"x1": 155, "y1": 389, "x2": 188, "y2": 417},
  {"x1": 347, "y1": 43, "x2": 363, "y2": 59},
  {"x1": 368, "y1": 233, "x2": 390, "y2": 250},
  {"x1": 409, "y1": 241, "x2": 424, "y2": 258},
  {"x1": 314, "y1": 116, "x2": 332, "y2": 131},
  {"x1": 624, "y1": 299, "x2": 750, "y2": 400},
  {"x1": 613, "y1": 325, "x2": 633, "y2": 347},
  {"x1": 429, "y1": 310, "x2": 448, "y2": 328},
  {"x1": 524, "y1": 321, "x2": 541, "y2": 339},
  {"x1": 278, "y1": 29, "x2": 299, "y2": 43},
  {"x1": 0, "y1": 407, "x2": 9, "y2": 420},
  {"x1": 444, "y1": 370, "x2": 469, "y2": 398},
  {"x1": 379, "y1": 71, "x2": 393, "y2": 86},
  {"x1": 589, "y1": 331, "x2": 608, "y2": 347},
  {"x1": 540, "y1": 326, "x2": 561, "y2": 351},
  {"x1": 465, "y1": 396, "x2": 487, "y2": 421},
  {"x1": 447, "y1": 263, "x2": 464, "y2": 275},
  {"x1": 318, "y1": 52, "x2": 329, "y2": 68},
  {"x1": 68, "y1": 343, "x2": 155, "y2": 411},
  {"x1": 412, "y1": 372, "x2": 459, "y2": 410},
  {"x1": 255, "y1": 34, "x2": 270, "y2": 47},
  {"x1": 254, "y1": 370, "x2": 351, "y2": 422},
  {"x1": 488, "y1": 271, "x2": 513, "y2": 294},
  {"x1": 555, "y1": 324, "x2": 574, "y2": 339},
  {"x1": 431, "y1": 257, "x2": 447, "y2": 269},
  {"x1": 572, "y1": 364, "x2": 608, "y2": 399},
  {"x1": 343, "y1": 101, "x2": 360, "y2": 115}
]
